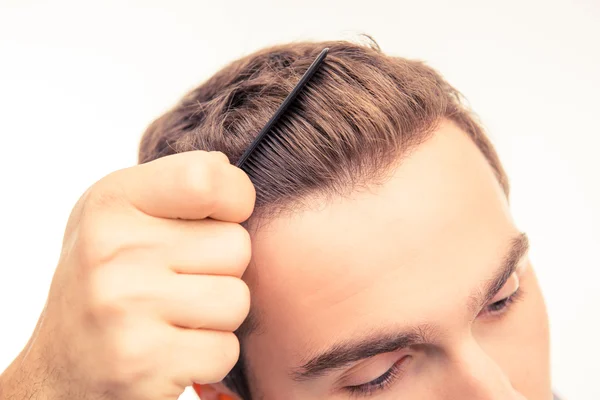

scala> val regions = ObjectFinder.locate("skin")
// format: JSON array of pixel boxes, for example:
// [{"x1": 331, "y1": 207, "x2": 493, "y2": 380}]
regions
[
  {"x1": 205, "y1": 121, "x2": 552, "y2": 399},
  {"x1": 0, "y1": 121, "x2": 551, "y2": 400},
  {"x1": 0, "y1": 151, "x2": 255, "y2": 400}
]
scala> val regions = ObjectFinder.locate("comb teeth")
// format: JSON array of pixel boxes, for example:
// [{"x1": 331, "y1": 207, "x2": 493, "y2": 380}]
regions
[{"x1": 236, "y1": 48, "x2": 329, "y2": 170}]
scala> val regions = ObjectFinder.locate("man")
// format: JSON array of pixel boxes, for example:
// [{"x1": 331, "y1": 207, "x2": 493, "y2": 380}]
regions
[{"x1": 0, "y1": 40, "x2": 557, "y2": 399}]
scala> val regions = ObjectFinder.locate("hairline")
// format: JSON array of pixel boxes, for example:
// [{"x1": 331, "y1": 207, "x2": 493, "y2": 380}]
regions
[{"x1": 237, "y1": 118, "x2": 510, "y2": 339}]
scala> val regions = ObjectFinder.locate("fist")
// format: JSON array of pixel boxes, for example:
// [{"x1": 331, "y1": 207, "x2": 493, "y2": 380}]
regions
[{"x1": 33, "y1": 151, "x2": 255, "y2": 400}]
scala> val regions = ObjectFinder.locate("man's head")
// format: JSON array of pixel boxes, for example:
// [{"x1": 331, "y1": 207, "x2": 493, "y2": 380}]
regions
[{"x1": 140, "y1": 40, "x2": 551, "y2": 399}]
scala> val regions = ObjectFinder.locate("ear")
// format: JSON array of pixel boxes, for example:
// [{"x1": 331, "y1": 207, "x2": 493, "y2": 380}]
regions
[{"x1": 192, "y1": 382, "x2": 242, "y2": 400}]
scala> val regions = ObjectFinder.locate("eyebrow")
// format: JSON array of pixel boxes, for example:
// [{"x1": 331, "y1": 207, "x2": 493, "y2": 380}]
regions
[
  {"x1": 468, "y1": 233, "x2": 529, "y2": 314},
  {"x1": 289, "y1": 233, "x2": 530, "y2": 382}
]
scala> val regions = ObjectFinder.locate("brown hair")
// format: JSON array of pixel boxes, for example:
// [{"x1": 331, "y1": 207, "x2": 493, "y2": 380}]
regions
[{"x1": 139, "y1": 38, "x2": 509, "y2": 398}]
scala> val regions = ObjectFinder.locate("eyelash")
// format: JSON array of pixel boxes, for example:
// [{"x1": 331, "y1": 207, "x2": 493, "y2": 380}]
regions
[
  {"x1": 344, "y1": 289, "x2": 525, "y2": 397},
  {"x1": 345, "y1": 357, "x2": 408, "y2": 397},
  {"x1": 480, "y1": 287, "x2": 524, "y2": 318},
  {"x1": 344, "y1": 286, "x2": 525, "y2": 398}
]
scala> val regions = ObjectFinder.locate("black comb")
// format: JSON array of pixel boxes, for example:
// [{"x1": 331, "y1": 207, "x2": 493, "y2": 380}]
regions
[{"x1": 236, "y1": 48, "x2": 329, "y2": 169}]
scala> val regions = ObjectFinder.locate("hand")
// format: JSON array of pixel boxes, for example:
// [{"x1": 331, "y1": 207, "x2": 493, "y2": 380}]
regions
[{"x1": 1, "y1": 151, "x2": 255, "y2": 400}]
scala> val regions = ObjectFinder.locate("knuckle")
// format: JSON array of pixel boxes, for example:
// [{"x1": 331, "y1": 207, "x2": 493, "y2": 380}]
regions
[
  {"x1": 225, "y1": 224, "x2": 252, "y2": 268},
  {"x1": 246, "y1": 180, "x2": 257, "y2": 210},
  {"x1": 227, "y1": 279, "x2": 251, "y2": 327},
  {"x1": 213, "y1": 333, "x2": 240, "y2": 380},
  {"x1": 240, "y1": 171, "x2": 257, "y2": 205},
  {"x1": 209, "y1": 151, "x2": 231, "y2": 164},
  {"x1": 77, "y1": 217, "x2": 125, "y2": 267},
  {"x1": 86, "y1": 270, "x2": 128, "y2": 323},
  {"x1": 180, "y1": 157, "x2": 218, "y2": 209},
  {"x1": 108, "y1": 330, "x2": 154, "y2": 381}
]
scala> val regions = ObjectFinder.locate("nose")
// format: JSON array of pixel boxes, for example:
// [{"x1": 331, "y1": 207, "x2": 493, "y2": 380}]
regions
[{"x1": 446, "y1": 340, "x2": 527, "y2": 400}]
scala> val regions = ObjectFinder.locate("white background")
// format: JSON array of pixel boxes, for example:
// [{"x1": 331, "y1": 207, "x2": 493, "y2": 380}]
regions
[{"x1": 0, "y1": 1, "x2": 598, "y2": 399}]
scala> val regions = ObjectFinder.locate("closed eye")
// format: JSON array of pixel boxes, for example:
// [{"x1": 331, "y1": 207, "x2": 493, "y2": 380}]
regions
[
  {"x1": 344, "y1": 356, "x2": 411, "y2": 397},
  {"x1": 479, "y1": 287, "x2": 524, "y2": 318}
]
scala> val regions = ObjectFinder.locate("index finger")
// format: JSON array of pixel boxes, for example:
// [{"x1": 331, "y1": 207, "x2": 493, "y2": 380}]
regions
[{"x1": 110, "y1": 151, "x2": 256, "y2": 222}]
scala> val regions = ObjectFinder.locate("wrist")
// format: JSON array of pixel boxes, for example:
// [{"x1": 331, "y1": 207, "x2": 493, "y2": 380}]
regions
[{"x1": 0, "y1": 346, "x2": 59, "y2": 400}]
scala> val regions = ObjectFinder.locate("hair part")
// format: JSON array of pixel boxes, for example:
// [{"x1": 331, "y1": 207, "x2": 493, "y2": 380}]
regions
[{"x1": 138, "y1": 38, "x2": 509, "y2": 399}]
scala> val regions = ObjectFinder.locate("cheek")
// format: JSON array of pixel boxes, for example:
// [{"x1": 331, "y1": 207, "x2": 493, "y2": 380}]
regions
[{"x1": 474, "y1": 267, "x2": 551, "y2": 396}]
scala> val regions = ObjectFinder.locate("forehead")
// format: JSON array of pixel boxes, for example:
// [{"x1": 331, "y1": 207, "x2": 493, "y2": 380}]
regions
[{"x1": 244, "y1": 121, "x2": 516, "y2": 368}]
